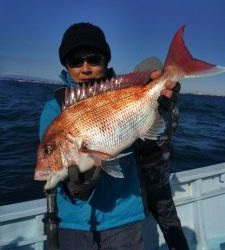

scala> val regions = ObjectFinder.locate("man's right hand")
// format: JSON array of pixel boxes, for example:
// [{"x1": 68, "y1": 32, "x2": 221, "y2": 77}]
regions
[{"x1": 64, "y1": 165, "x2": 102, "y2": 200}]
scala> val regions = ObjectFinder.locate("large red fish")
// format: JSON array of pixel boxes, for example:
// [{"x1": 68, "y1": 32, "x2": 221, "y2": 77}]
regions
[{"x1": 34, "y1": 26, "x2": 225, "y2": 189}]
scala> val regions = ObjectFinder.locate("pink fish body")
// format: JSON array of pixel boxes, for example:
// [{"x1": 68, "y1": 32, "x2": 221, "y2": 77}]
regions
[{"x1": 35, "y1": 26, "x2": 225, "y2": 189}]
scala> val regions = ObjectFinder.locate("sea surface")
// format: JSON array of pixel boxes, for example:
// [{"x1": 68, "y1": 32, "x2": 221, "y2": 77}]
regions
[{"x1": 0, "y1": 79, "x2": 225, "y2": 206}]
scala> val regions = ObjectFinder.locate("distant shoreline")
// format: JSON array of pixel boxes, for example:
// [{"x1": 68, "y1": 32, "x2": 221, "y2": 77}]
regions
[{"x1": 0, "y1": 77, "x2": 61, "y2": 85}]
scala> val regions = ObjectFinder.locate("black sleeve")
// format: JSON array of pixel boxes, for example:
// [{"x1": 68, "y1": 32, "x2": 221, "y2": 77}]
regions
[{"x1": 134, "y1": 139, "x2": 171, "y2": 188}]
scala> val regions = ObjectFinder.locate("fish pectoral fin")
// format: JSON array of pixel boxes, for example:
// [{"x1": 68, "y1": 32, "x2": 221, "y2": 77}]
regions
[
  {"x1": 79, "y1": 147, "x2": 112, "y2": 166},
  {"x1": 79, "y1": 147, "x2": 125, "y2": 178},
  {"x1": 102, "y1": 162, "x2": 124, "y2": 178},
  {"x1": 106, "y1": 152, "x2": 133, "y2": 161},
  {"x1": 140, "y1": 112, "x2": 166, "y2": 141},
  {"x1": 101, "y1": 152, "x2": 131, "y2": 178}
]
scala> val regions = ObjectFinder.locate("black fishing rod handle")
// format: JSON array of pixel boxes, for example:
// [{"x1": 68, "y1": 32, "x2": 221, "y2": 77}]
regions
[{"x1": 43, "y1": 189, "x2": 60, "y2": 250}]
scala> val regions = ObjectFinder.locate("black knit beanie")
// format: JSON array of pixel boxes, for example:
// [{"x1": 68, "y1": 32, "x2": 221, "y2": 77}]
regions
[{"x1": 59, "y1": 22, "x2": 111, "y2": 66}]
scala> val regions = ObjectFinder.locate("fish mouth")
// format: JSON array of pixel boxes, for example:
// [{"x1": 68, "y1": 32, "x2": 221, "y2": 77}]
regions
[
  {"x1": 34, "y1": 170, "x2": 50, "y2": 181},
  {"x1": 34, "y1": 167, "x2": 68, "y2": 190},
  {"x1": 34, "y1": 171, "x2": 56, "y2": 190}
]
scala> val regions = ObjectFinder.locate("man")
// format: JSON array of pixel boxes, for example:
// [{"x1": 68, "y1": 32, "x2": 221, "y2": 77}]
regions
[{"x1": 39, "y1": 22, "x2": 188, "y2": 249}]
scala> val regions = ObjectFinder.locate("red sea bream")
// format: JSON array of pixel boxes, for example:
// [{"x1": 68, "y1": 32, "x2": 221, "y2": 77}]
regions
[{"x1": 34, "y1": 26, "x2": 225, "y2": 189}]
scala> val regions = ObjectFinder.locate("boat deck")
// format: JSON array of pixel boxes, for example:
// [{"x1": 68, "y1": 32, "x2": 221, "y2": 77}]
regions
[{"x1": 1, "y1": 162, "x2": 225, "y2": 250}]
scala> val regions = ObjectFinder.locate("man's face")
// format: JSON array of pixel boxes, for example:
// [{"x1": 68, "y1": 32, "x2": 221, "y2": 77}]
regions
[{"x1": 66, "y1": 48, "x2": 107, "y2": 83}]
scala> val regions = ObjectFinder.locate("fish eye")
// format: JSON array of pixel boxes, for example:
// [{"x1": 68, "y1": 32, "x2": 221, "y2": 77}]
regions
[{"x1": 44, "y1": 145, "x2": 52, "y2": 155}]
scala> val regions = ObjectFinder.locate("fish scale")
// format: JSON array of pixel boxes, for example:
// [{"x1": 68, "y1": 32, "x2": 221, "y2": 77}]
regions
[{"x1": 71, "y1": 85, "x2": 152, "y2": 154}]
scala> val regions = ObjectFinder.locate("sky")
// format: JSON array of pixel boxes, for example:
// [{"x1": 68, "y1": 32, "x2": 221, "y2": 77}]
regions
[{"x1": 1, "y1": 0, "x2": 225, "y2": 95}]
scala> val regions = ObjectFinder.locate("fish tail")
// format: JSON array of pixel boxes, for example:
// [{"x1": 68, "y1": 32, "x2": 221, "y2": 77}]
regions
[{"x1": 163, "y1": 26, "x2": 225, "y2": 79}]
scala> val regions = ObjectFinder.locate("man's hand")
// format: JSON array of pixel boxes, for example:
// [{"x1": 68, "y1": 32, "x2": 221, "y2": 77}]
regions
[
  {"x1": 64, "y1": 165, "x2": 102, "y2": 201},
  {"x1": 150, "y1": 70, "x2": 181, "y2": 111}
]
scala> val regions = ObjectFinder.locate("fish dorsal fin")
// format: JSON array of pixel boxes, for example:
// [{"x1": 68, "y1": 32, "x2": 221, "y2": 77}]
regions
[{"x1": 62, "y1": 69, "x2": 153, "y2": 110}]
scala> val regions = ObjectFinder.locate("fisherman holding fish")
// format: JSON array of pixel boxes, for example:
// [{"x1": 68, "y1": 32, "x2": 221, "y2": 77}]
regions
[{"x1": 36, "y1": 22, "x2": 189, "y2": 249}]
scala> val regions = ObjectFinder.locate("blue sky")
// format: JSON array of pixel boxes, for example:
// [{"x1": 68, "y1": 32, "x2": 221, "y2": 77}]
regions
[{"x1": 1, "y1": 0, "x2": 225, "y2": 95}]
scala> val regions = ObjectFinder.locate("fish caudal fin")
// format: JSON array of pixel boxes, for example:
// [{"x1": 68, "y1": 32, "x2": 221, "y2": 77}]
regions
[{"x1": 164, "y1": 26, "x2": 225, "y2": 79}]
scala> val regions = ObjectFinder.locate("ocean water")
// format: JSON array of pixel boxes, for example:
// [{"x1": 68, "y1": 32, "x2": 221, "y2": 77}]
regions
[{"x1": 0, "y1": 79, "x2": 225, "y2": 206}]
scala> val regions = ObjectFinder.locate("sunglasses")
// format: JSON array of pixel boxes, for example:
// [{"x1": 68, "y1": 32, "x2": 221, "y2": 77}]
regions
[{"x1": 66, "y1": 54, "x2": 105, "y2": 68}]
